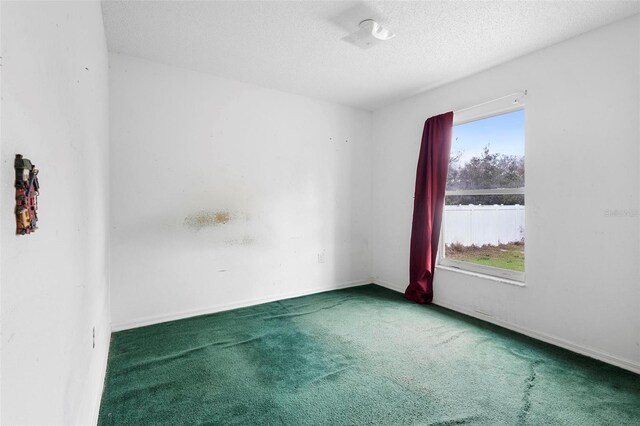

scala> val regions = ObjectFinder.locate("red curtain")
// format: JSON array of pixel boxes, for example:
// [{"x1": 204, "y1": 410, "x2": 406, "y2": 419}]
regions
[{"x1": 404, "y1": 112, "x2": 454, "y2": 304}]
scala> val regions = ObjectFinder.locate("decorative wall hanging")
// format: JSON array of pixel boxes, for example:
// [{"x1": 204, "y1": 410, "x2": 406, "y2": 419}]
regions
[{"x1": 14, "y1": 154, "x2": 40, "y2": 235}]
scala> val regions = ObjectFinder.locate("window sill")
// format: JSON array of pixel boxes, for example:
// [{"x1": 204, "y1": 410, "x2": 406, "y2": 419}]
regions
[{"x1": 435, "y1": 264, "x2": 526, "y2": 288}]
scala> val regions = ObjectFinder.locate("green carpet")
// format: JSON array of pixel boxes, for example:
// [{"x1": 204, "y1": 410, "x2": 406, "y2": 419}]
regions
[{"x1": 99, "y1": 285, "x2": 640, "y2": 425}]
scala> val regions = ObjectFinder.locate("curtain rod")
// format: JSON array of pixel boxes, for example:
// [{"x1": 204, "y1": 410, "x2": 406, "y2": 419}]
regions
[{"x1": 454, "y1": 90, "x2": 527, "y2": 115}]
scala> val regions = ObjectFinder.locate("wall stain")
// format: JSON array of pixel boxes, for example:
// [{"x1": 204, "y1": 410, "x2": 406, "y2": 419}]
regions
[
  {"x1": 184, "y1": 210, "x2": 232, "y2": 231},
  {"x1": 214, "y1": 211, "x2": 231, "y2": 224}
]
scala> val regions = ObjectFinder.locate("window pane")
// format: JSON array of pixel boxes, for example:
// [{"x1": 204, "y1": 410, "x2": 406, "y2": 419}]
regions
[
  {"x1": 442, "y1": 108, "x2": 525, "y2": 277},
  {"x1": 448, "y1": 110, "x2": 524, "y2": 191},
  {"x1": 443, "y1": 195, "x2": 525, "y2": 272}
]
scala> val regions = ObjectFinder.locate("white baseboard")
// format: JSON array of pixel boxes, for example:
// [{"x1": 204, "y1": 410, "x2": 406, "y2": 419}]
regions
[
  {"x1": 111, "y1": 280, "x2": 372, "y2": 332},
  {"x1": 372, "y1": 278, "x2": 640, "y2": 375},
  {"x1": 374, "y1": 278, "x2": 406, "y2": 293}
]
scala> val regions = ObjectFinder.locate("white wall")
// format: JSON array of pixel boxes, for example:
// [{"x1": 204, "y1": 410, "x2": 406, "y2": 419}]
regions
[
  {"x1": 372, "y1": 15, "x2": 640, "y2": 372},
  {"x1": 109, "y1": 53, "x2": 372, "y2": 330},
  {"x1": 1, "y1": 2, "x2": 110, "y2": 424},
  {"x1": 0, "y1": 1, "x2": 3, "y2": 421}
]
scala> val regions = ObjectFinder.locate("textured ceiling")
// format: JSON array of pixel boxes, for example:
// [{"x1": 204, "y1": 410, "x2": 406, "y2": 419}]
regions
[{"x1": 102, "y1": 1, "x2": 640, "y2": 110}]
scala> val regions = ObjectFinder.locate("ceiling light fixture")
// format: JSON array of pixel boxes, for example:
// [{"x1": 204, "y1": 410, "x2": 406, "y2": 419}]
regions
[{"x1": 342, "y1": 19, "x2": 395, "y2": 50}]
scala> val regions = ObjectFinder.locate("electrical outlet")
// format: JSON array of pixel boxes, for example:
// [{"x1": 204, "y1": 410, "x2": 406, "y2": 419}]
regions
[
  {"x1": 92, "y1": 326, "x2": 96, "y2": 349},
  {"x1": 317, "y1": 251, "x2": 326, "y2": 264}
]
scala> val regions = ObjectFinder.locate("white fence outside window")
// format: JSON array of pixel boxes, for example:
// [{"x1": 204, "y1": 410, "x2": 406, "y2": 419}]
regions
[{"x1": 443, "y1": 204, "x2": 525, "y2": 246}]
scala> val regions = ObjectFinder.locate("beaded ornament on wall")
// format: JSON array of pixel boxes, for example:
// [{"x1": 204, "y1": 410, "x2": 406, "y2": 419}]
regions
[{"x1": 15, "y1": 154, "x2": 40, "y2": 235}]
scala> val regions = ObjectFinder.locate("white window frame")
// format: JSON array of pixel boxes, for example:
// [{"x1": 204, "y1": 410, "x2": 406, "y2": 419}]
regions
[{"x1": 437, "y1": 99, "x2": 526, "y2": 283}]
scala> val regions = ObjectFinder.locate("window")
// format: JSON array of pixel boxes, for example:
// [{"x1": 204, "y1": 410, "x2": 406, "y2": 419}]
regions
[{"x1": 438, "y1": 105, "x2": 525, "y2": 282}]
